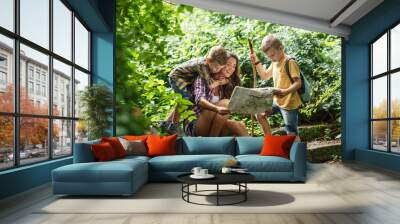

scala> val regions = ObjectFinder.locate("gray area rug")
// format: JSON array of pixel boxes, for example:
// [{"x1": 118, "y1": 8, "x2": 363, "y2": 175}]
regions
[{"x1": 37, "y1": 183, "x2": 362, "y2": 214}]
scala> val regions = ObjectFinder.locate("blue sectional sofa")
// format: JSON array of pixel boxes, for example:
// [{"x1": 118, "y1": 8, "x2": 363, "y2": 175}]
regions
[{"x1": 52, "y1": 137, "x2": 306, "y2": 196}]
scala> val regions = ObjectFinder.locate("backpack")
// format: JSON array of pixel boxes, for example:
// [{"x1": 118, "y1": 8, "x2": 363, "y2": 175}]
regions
[{"x1": 284, "y1": 57, "x2": 311, "y2": 104}]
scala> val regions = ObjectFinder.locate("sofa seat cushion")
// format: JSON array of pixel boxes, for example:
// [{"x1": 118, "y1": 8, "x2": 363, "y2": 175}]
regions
[
  {"x1": 149, "y1": 154, "x2": 235, "y2": 172},
  {"x1": 116, "y1": 155, "x2": 150, "y2": 162},
  {"x1": 53, "y1": 159, "x2": 147, "y2": 183},
  {"x1": 236, "y1": 155, "x2": 293, "y2": 172}
]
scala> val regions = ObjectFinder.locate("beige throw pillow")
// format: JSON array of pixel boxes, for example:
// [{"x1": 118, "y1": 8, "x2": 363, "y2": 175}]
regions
[{"x1": 118, "y1": 137, "x2": 147, "y2": 156}]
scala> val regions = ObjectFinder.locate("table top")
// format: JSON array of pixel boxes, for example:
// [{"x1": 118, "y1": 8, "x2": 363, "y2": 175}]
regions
[{"x1": 177, "y1": 172, "x2": 255, "y2": 185}]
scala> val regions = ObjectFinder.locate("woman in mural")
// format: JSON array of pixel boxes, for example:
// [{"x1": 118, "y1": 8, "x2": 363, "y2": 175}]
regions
[{"x1": 185, "y1": 53, "x2": 249, "y2": 136}]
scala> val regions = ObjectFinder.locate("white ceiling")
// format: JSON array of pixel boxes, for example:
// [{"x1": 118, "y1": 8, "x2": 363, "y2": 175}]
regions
[{"x1": 167, "y1": 0, "x2": 384, "y2": 38}]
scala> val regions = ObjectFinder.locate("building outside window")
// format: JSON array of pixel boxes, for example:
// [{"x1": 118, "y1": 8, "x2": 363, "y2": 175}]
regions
[
  {"x1": 0, "y1": 0, "x2": 91, "y2": 170},
  {"x1": 0, "y1": 54, "x2": 7, "y2": 88}
]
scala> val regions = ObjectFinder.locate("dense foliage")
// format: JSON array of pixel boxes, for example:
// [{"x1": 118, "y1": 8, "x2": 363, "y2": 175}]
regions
[
  {"x1": 79, "y1": 84, "x2": 113, "y2": 140},
  {"x1": 116, "y1": 0, "x2": 342, "y2": 136}
]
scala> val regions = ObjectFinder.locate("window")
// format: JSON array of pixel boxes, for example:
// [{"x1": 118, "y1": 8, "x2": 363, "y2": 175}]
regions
[
  {"x1": 19, "y1": 117, "x2": 49, "y2": 165},
  {"x1": 41, "y1": 73, "x2": 46, "y2": 83},
  {"x1": 53, "y1": 0, "x2": 72, "y2": 60},
  {"x1": 74, "y1": 69, "x2": 89, "y2": 142},
  {"x1": 0, "y1": 34, "x2": 13, "y2": 113},
  {"x1": 0, "y1": 53, "x2": 8, "y2": 88},
  {"x1": 53, "y1": 119, "x2": 72, "y2": 158},
  {"x1": 370, "y1": 23, "x2": 400, "y2": 154},
  {"x1": 0, "y1": 116, "x2": 13, "y2": 170},
  {"x1": 42, "y1": 85, "x2": 46, "y2": 97},
  {"x1": 36, "y1": 83, "x2": 40, "y2": 95},
  {"x1": 28, "y1": 81, "x2": 34, "y2": 94},
  {"x1": 35, "y1": 70, "x2": 41, "y2": 81},
  {"x1": 20, "y1": 38, "x2": 50, "y2": 117},
  {"x1": 20, "y1": 0, "x2": 49, "y2": 49},
  {"x1": 0, "y1": 55, "x2": 7, "y2": 67},
  {"x1": 75, "y1": 17, "x2": 90, "y2": 70},
  {"x1": 54, "y1": 89, "x2": 58, "y2": 103},
  {"x1": 0, "y1": 0, "x2": 91, "y2": 170},
  {"x1": 28, "y1": 67, "x2": 34, "y2": 80},
  {"x1": 0, "y1": 0, "x2": 14, "y2": 32},
  {"x1": 391, "y1": 24, "x2": 400, "y2": 70},
  {"x1": 53, "y1": 59, "x2": 72, "y2": 117},
  {"x1": 0, "y1": 71, "x2": 6, "y2": 85},
  {"x1": 74, "y1": 69, "x2": 89, "y2": 118}
]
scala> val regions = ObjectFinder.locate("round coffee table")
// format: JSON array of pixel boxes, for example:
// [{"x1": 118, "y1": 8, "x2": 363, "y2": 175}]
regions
[{"x1": 177, "y1": 172, "x2": 255, "y2": 206}]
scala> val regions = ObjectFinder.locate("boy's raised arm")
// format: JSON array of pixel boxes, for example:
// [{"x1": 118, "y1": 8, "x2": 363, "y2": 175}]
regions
[{"x1": 249, "y1": 52, "x2": 272, "y2": 80}]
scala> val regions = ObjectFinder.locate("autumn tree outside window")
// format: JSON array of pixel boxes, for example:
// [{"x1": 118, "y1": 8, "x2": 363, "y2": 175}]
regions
[
  {"x1": 0, "y1": 0, "x2": 91, "y2": 171},
  {"x1": 370, "y1": 23, "x2": 400, "y2": 154}
]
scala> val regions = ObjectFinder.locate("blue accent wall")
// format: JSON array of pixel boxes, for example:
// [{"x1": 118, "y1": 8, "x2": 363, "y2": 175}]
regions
[
  {"x1": 66, "y1": 0, "x2": 111, "y2": 32},
  {"x1": 343, "y1": 0, "x2": 400, "y2": 171},
  {"x1": 0, "y1": 158, "x2": 72, "y2": 199},
  {"x1": 92, "y1": 32, "x2": 115, "y2": 136},
  {"x1": 0, "y1": 0, "x2": 115, "y2": 200}
]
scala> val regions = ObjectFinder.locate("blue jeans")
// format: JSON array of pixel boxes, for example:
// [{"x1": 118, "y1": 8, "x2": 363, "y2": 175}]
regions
[{"x1": 270, "y1": 103, "x2": 299, "y2": 135}]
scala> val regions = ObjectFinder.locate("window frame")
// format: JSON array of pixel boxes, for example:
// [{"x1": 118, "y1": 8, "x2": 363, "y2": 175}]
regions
[
  {"x1": 370, "y1": 21, "x2": 400, "y2": 154},
  {"x1": 0, "y1": 0, "x2": 92, "y2": 171}
]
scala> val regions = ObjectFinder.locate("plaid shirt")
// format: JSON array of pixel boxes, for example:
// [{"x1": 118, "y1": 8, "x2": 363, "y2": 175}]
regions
[
  {"x1": 192, "y1": 75, "x2": 214, "y2": 117},
  {"x1": 168, "y1": 57, "x2": 212, "y2": 90}
]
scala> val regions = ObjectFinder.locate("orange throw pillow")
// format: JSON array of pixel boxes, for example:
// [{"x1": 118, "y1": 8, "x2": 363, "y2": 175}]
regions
[
  {"x1": 146, "y1": 134, "x2": 178, "y2": 157},
  {"x1": 124, "y1": 135, "x2": 148, "y2": 141},
  {"x1": 260, "y1": 135, "x2": 296, "y2": 159},
  {"x1": 91, "y1": 142, "x2": 117, "y2": 162},
  {"x1": 101, "y1": 137, "x2": 127, "y2": 158}
]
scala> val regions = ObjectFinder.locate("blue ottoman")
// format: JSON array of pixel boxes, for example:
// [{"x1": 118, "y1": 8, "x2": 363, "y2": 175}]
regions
[{"x1": 52, "y1": 157, "x2": 148, "y2": 196}]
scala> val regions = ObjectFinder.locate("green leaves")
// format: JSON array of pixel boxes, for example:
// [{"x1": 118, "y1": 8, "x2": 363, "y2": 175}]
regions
[
  {"x1": 79, "y1": 84, "x2": 113, "y2": 140},
  {"x1": 116, "y1": 1, "x2": 342, "y2": 135}
]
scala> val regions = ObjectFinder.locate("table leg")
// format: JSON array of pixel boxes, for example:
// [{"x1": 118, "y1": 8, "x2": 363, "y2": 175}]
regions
[
  {"x1": 245, "y1": 183, "x2": 247, "y2": 201},
  {"x1": 187, "y1": 184, "x2": 190, "y2": 202},
  {"x1": 181, "y1": 184, "x2": 183, "y2": 199},
  {"x1": 217, "y1": 184, "x2": 219, "y2": 206}
]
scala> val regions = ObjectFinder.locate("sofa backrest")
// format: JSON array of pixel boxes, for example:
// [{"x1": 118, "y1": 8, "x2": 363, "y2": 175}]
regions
[
  {"x1": 73, "y1": 139, "x2": 101, "y2": 163},
  {"x1": 235, "y1": 137, "x2": 264, "y2": 155},
  {"x1": 178, "y1": 137, "x2": 236, "y2": 155},
  {"x1": 73, "y1": 136, "x2": 265, "y2": 162}
]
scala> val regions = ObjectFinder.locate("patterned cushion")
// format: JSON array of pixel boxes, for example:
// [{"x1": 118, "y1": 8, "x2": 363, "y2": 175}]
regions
[{"x1": 118, "y1": 137, "x2": 147, "y2": 156}]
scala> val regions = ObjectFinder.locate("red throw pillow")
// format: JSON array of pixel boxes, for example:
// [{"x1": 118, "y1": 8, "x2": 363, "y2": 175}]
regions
[
  {"x1": 146, "y1": 134, "x2": 178, "y2": 157},
  {"x1": 260, "y1": 135, "x2": 296, "y2": 159},
  {"x1": 91, "y1": 142, "x2": 117, "y2": 161},
  {"x1": 101, "y1": 137, "x2": 127, "y2": 158}
]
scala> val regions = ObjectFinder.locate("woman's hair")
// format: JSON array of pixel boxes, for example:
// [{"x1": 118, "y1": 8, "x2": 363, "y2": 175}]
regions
[{"x1": 220, "y1": 52, "x2": 241, "y2": 99}]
